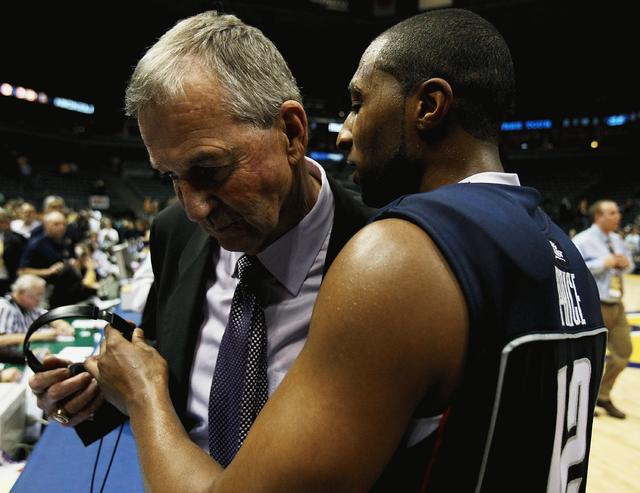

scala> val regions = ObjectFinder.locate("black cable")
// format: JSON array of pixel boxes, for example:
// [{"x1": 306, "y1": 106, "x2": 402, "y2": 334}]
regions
[
  {"x1": 90, "y1": 437, "x2": 103, "y2": 493},
  {"x1": 90, "y1": 423, "x2": 125, "y2": 493}
]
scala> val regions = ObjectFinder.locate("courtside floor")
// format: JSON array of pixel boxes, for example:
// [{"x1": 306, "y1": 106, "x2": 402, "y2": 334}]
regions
[{"x1": 587, "y1": 274, "x2": 640, "y2": 493}]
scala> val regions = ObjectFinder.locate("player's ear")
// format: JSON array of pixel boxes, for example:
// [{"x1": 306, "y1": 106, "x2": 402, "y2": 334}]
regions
[{"x1": 412, "y1": 78, "x2": 453, "y2": 134}]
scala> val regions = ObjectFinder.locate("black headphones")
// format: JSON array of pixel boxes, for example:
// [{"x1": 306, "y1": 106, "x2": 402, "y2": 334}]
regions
[{"x1": 23, "y1": 304, "x2": 135, "y2": 375}]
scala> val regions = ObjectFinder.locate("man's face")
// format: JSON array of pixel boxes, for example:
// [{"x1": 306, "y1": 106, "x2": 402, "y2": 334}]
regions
[
  {"x1": 336, "y1": 39, "x2": 420, "y2": 207},
  {"x1": 138, "y1": 75, "x2": 293, "y2": 254},
  {"x1": 596, "y1": 202, "x2": 621, "y2": 233},
  {"x1": 22, "y1": 204, "x2": 36, "y2": 224},
  {"x1": 16, "y1": 285, "x2": 45, "y2": 311},
  {"x1": 0, "y1": 217, "x2": 9, "y2": 232},
  {"x1": 44, "y1": 215, "x2": 67, "y2": 241}
]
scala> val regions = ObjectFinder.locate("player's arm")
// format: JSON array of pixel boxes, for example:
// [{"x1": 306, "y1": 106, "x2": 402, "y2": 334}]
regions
[{"x1": 87, "y1": 218, "x2": 469, "y2": 492}]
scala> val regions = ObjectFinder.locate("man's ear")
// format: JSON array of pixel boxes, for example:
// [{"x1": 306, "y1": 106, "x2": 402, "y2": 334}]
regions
[
  {"x1": 412, "y1": 78, "x2": 453, "y2": 134},
  {"x1": 279, "y1": 101, "x2": 308, "y2": 166}
]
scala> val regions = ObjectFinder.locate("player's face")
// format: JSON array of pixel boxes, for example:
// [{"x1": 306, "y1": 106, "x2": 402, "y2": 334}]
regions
[
  {"x1": 138, "y1": 74, "x2": 295, "y2": 255},
  {"x1": 336, "y1": 39, "x2": 420, "y2": 207}
]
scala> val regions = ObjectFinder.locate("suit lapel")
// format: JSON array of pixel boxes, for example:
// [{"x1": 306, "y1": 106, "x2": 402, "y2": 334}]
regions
[
  {"x1": 324, "y1": 177, "x2": 375, "y2": 275},
  {"x1": 178, "y1": 226, "x2": 212, "y2": 278},
  {"x1": 163, "y1": 226, "x2": 215, "y2": 419}
]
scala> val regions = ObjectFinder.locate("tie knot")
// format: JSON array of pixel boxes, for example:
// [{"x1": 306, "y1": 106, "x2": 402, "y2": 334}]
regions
[{"x1": 235, "y1": 255, "x2": 260, "y2": 283}]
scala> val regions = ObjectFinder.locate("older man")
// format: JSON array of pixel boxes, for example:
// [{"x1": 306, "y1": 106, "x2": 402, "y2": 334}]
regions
[
  {"x1": 29, "y1": 10, "x2": 371, "y2": 450},
  {"x1": 0, "y1": 274, "x2": 73, "y2": 381}
]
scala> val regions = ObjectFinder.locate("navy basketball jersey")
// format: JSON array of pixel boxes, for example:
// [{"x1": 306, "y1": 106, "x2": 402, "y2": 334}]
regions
[{"x1": 371, "y1": 183, "x2": 606, "y2": 493}]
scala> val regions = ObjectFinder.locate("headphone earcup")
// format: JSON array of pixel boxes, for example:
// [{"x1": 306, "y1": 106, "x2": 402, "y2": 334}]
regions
[{"x1": 68, "y1": 362, "x2": 87, "y2": 376}]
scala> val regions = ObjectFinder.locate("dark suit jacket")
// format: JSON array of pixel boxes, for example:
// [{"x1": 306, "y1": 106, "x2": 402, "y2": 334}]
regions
[
  {"x1": 2, "y1": 230, "x2": 27, "y2": 285},
  {"x1": 77, "y1": 177, "x2": 373, "y2": 444}
]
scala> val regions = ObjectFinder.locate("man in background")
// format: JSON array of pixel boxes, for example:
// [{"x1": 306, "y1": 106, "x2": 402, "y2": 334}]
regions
[
  {"x1": 0, "y1": 274, "x2": 73, "y2": 381},
  {"x1": 10, "y1": 202, "x2": 40, "y2": 239},
  {"x1": 573, "y1": 199, "x2": 634, "y2": 419}
]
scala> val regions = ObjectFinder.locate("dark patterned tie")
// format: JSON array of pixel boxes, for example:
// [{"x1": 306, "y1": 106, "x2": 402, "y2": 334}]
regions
[{"x1": 208, "y1": 255, "x2": 269, "y2": 466}]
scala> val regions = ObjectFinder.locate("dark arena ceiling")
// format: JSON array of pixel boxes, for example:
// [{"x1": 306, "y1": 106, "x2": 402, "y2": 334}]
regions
[{"x1": 2, "y1": 0, "x2": 637, "y2": 131}]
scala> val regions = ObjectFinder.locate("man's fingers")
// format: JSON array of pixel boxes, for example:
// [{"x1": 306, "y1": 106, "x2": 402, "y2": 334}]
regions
[
  {"x1": 40, "y1": 355, "x2": 72, "y2": 370},
  {"x1": 84, "y1": 356, "x2": 99, "y2": 377},
  {"x1": 132, "y1": 327, "x2": 145, "y2": 344},
  {"x1": 62, "y1": 394, "x2": 106, "y2": 428},
  {"x1": 29, "y1": 367, "x2": 71, "y2": 394},
  {"x1": 36, "y1": 371, "x2": 93, "y2": 413},
  {"x1": 60, "y1": 378, "x2": 101, "y2": 415}
]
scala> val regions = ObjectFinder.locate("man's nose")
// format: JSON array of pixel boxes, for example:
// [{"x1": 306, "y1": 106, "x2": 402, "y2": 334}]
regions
[
  {"x1": 336, "y1": 114, "x2": 353, "y2": 152},
  {"x1": 176, "y1": 181, "x2": 216, "y2": 222}
]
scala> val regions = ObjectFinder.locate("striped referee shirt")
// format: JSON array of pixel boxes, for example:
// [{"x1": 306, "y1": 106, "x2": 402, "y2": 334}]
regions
[{"x1": 0, "y1": 294, "x2": 46, "y2": 335}]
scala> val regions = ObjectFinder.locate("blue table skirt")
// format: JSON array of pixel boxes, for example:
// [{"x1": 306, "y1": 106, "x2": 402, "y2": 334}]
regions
[{"x1": 11, "y1": 420, "x2": 144, "y2": 492}]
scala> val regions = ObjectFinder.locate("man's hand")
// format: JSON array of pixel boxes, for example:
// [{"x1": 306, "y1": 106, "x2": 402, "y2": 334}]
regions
[
  {"x1": 85, "y1": 326, "x2": 169, "y2": 416},
  {"x1": 46, "y1": 261, "x2": 65, "y2": 277},
  {"x1": 613, "y1": 254, "x2": 631, "y2": 269},
  {"x1": 28, "y1": 355, "x2": 104, "y2": 427},
  {"x1": 1, "y1": 367, "x2": 23, "y2": 383}
]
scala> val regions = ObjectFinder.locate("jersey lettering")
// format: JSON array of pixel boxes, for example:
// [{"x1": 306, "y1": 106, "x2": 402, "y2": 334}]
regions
[{"x1": 555, "y1": 267, "x2": 586, "y2": 328}]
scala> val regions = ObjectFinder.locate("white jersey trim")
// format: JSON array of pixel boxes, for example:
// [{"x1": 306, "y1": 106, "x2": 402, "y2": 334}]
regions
[{"x1": 474, "y1": 327, "x2": 607, "y2": 493}]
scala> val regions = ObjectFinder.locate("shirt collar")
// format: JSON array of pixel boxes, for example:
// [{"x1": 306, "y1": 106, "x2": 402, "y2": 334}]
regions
[
  {"x1": 257, "y1": 157, "x2": 333, "y2": 296},
  {"x1": 458, "y1": 171, "x2": 521, "y2": 186},
  {"x1": 590, "y1": 223, "x2": 610, "y2": 241}
]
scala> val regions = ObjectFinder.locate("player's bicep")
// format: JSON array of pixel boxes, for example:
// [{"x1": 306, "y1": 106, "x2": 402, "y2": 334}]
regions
[{"x1": 221, "y1": 219, "x2": 468, "y2": 492}]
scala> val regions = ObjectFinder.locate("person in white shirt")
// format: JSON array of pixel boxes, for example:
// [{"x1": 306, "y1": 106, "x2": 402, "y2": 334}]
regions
[
  {"x1": 10, "y1": 202, "x2": 40, "y2": 239},
  {"x1": 573, "y1": 199, "x2": 634, "y2": 419}
]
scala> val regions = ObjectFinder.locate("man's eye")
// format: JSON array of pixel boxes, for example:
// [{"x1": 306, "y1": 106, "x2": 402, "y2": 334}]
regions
[
  {"x1": 350, "y1": 102, "x2": 361, "y2": 114},
  {"x1": 160, "y1": 172, "x2": 176, "y2": 183}
]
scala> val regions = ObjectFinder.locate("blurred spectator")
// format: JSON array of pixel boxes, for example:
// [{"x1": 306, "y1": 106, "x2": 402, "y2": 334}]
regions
[
  {"x1": 572, "y1": 200, "x2": 634, "y2": 419},
  {"x1": 58, "y1": 160, "x2": 79, "y2": 177},
  {"x1": 117, "y1": 217, "x2": 139, "y2": 241},
  {"x1": 87, "y1": 233, "x2": 120, "y2": 278},
  {"x1": 142, "y1": 196, "x2": 160, "y2": 222},
  {"x1": 65, "y1": 209, "x2": 91, "y2": 248},
  {"x1": 0, "y1": 207, "x2": 28, "y2": 295},
  {"x1": 73, "y1": 243, "x2": 101, "y2": 292},
  {"x1": 16, "y1": 154, "x2": 32, "y2": 178},
  {"x1": 97, "y1": 217, "x2": 120, "y2": 250},
  {"x1": 10, "y1": 202, "x2": 40, "y2": 238},
  {"x1": 0, "y1": 275, "x2": 74, "y2": 380},
  {"x1": 17, "y1": 211, "x2": 89, "y2": 308},
  {"x1": 624, "y1": 223, "x2": 640, "y2": 273},
  {"x1": 120, "y1": 251, "x2": 153, "y2": 313},
  {"x1": 42, "y1": 195, "x2": 66, "y2": 214},
  {"x1": 29, "y1": 196, "x2": 67, "y2": 240},
  {"x1": 573, "y1": 198, "x2": 591, "y2": 233}
]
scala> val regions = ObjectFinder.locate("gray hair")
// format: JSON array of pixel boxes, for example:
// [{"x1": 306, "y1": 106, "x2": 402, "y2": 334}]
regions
[
  {"x1": 43, "y1": 211, "x2": 66, "y2": 224},
  {"x1": 43, "y1": 195, "x2": 65, "y2": 211},
  {"x1": 11, "y1": 274, "x2": 46, "y2": 295},
  {"x1": 125, "y1": 10, "x2": 302, "y2": 128}
]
